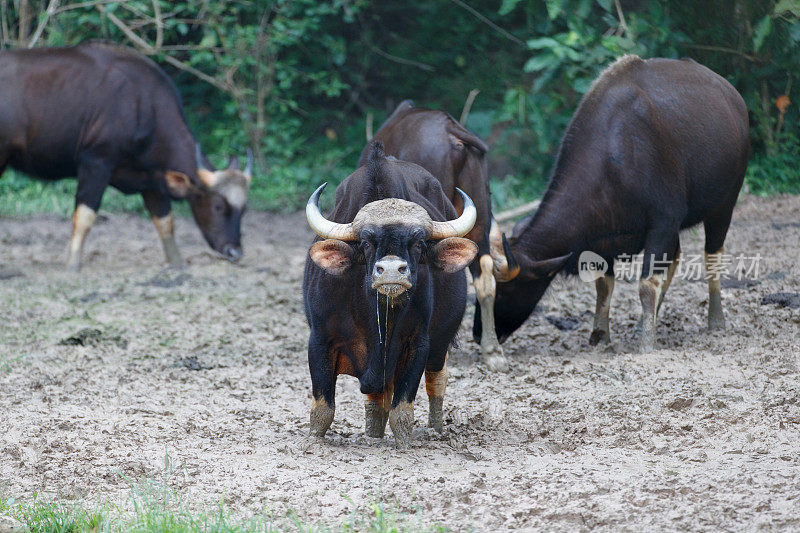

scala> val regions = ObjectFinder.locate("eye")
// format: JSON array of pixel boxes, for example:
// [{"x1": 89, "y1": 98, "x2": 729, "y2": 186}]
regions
[
  {"x1": 213, "y1": 197, "x2": 226, "y2": 214},
  {"x1": 412, "y1": 240, "x2": 426, "y2": 254},
  {"x1": 360, "y1": 240, "x2": 372, "y2": 251}
]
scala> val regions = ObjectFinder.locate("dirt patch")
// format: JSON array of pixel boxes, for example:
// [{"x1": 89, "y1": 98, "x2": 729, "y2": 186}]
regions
[
  {"x1": 58, "y1": 327, "x2": 128, "y2": 349},
  {"x1": 1, "y1": 195, "x2": 799, "y2": 530},
  {"x1": 761, "y1": 292, "x2": 800, "y2": 309}
]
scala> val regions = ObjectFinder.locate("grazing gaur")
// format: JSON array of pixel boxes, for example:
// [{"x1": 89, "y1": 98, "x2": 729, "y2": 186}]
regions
[
  {"x1": 0, "y1": 41, "x2": 252, "y2": 269},
  {"x1": 483, "y1": 55, "x2": 749, "y2": 352},
  {"x1": 358, "y1": 101, "x2": 510, "y2": 370},
  {"x1": 303, "y1": 143, "x2": 478, "y2": 448}
]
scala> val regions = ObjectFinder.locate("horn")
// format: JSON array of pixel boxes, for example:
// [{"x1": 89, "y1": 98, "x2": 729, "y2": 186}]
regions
[
  {"x1": 244, "y1": 149, "x2": 253, "y2": 177},
  {"x1": 195, "y1": 143, "x2": 219, "y2": 188},
  {"x1": 228, "y1": 155, "x2": 239, "y2": 170},
  {"x1": 489, "y1": 218, "x2": 520, "y2": 281},
  {"x1": 497, "y1": 232, "x2": 521, "y2": 281},
  {"x1": 428, "y1": 188, "x2": 477, "y2": 239},
  {"x1": 305, "y1": 183, "x2": 357, "y2": 241},
  {"x1": 195, "y1": 143, "x2": 209, "y2": 171}
]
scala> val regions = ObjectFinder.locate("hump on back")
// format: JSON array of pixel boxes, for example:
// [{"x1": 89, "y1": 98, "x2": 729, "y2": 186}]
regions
[{"x1": 359, "y1": 100, "x2": 512, "y2": 371}]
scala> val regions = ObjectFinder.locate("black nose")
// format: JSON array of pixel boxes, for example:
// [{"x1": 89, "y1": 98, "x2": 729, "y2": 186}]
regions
[{"x1": 222, "y1": 245, "x2": 242, "y2": 262}]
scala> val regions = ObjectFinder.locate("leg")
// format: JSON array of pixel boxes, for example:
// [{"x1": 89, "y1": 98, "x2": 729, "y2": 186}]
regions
[
  {"x1": 425, "y1": 352, "x2": 449, "y2": 432},
  {"x1": 388, "y1": 400, "x2": 415, "y2": 450},
  {"x1": 638, "y1": 227, "x2": 680, "y2": 352},
  {"x1": 638, "y1": 275, "x2": 663, "y2": 352},
  {"x1": 704, "y1": 214, "x2": 734, "y2": 331},
  {"x1": 364, "y1": 386, "x2": 392, "y2": 438},
  {"x1": 308, "y1": 329, "x2": 336, "y2": 437},
  {"x1": 705, "y1": 248, "x2": 726, "y2": 330},
  {"x1": 67, "y1": 157, "x2": 112, "y2": 270},
  {"x1": 657, "y1": 246, "x2": 681, "y2": 317},
  {"x1": 67, "y1": 204, "x2": 97, "y2": 270},
  {"x1": 589, "y1": 275, "x2": 615, "y2": 346},
  {"x1": 474, "y1": 255, "x2": 507, "y2": 371},
  {"x1": 142, "y1": 190, "x2": 184, "y2": 267},
  {"x1": 389, "y1": 337, "x2": 429, "y2": 449}
]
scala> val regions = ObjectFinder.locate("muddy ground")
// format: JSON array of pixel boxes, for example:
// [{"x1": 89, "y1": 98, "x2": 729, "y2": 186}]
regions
[{"x1": 1, "y1": 194, "x2": 799, "y2": 531}]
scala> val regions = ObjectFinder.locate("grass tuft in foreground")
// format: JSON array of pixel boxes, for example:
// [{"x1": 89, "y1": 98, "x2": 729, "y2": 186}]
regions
[{"x1": 0, "y1": 455, "x2": 446, "y2": 533}]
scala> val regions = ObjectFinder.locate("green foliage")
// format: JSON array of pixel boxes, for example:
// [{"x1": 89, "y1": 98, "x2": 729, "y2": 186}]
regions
[
  {"x1": 745, "y1": 131, "x2": 800, "y2": 195},
  {"x1": 0, "y1": 0, "x2": 798, "y2": 216}
]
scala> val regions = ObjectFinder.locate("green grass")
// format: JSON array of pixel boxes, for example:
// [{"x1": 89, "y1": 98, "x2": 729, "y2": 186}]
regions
[
  {"x1": 0, "y1": 455, "x2": 446, "y2": 533},
  {"x1": 0, "y1": 158, "x2": 353, "y2": 218},
  {"x1": 0, "y1": 170, "x2": 147, "y2": 218},
  {"x1": 0, "y1": 493, "x2": 443, "y2": 533},
  {"x1": 3, "y1": 144, "x2": 797, "y2": 219}
]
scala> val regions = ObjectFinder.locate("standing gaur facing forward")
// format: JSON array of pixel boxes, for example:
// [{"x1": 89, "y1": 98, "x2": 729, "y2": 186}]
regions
[
  {"x1": 303, "y1": 143, "x2": 478, "y2": 448},
  {"x1": 358, "y1": 101, "x2": 512, "y2": 371},
  {"x1": 0, "y1": 41, "x2": 251, "y2": 269},
  {"x1": 484, "y1": 55, "x2": 749, "y2": 352}
]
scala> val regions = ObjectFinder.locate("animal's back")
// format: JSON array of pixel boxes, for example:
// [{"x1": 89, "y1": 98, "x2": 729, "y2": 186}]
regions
[
  {"x1": 0, "y1": 42, "x2": 184, "y2": 179},
  {"x1": 551, "y1": 56, "x2": 748, "y2": 233},
  {"x1": 581, "y1": 55, "x2": 747, "y2": 170}
]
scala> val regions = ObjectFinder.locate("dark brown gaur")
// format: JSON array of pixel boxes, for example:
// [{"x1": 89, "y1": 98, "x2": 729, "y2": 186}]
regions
[
  {"x1": 0, "y1": 41, "x2": 252, "y2": 269},
  {"x1": 358, "y1": 101, "x2": 510, "y2": 370},
  {"x1": 485, "y1": 55, "x2": 749, "y2": 352},
  {"x1": 303, "y1": 143, "x2": 477, "y2": 448}
]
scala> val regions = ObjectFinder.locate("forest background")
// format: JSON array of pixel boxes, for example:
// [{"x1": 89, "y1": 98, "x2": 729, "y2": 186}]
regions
[{"x1": 0, "y1": 0, "x2": 797, "y2": 215}]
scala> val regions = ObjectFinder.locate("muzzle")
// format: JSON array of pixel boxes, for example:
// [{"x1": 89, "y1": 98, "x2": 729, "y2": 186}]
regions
[
  {"x1": 221, "y1": 244, "x2": 242, "y2": 262},
  {"x1": 371, "y1": 255, "x2": 412, "y2": 296}
]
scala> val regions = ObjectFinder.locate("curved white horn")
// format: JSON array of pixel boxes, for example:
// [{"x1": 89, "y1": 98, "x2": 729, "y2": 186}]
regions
[
  {"x1": 244, "y1": 149, "x2": 253, "y2": 177},
  {"x1": 305, "y1": 183, "x2": 357, "y2": 241},
  {"x1": 195, "y1": 143, "x2": 210, "y2": 171},
  {"x1": 489, "y1": 218, "x2": 521, "y2": 281},
  {"x1": 428, "y1": 188, "x2": 477, "y2": 239}
]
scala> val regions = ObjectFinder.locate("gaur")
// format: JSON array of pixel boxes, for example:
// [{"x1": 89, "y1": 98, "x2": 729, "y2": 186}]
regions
[
  {"x1": 484, "y1": 55, "x2": 749, "y2": 352},
  {"x1": 303, "y1": 143, "x2": 478, "y2": 448},
  {"x1": 0, "y1": 41, "x2": 252, "y2": 269}
]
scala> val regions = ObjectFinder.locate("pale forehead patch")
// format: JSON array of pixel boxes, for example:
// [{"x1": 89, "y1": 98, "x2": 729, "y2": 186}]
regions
[
  {"x1": 219, "y1": 184, "x2": 247, "y2": 209},
  {"x1": 352, "y1": 198, "x2": 431, "y2": 231},
  {"x1": 212, "y1": 171, "x2": 249, "y2": 209}
]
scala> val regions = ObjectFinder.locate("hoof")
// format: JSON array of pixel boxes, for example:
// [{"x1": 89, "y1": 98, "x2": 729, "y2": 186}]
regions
[
  {"x1": 428, "y1": 397, "x2": 444, "y2": 433},
  {"x1": 389, "y1": 402, "x2": 414, "y2": 449},
  {"x1": 708, "y1": 316, "x2": 726, "y2": 331},
  {"x1": 639, "y1": 334, "x2": 655, "y2": 354},
  {"x1": 483, "y1": 353, "x2": 508, "y2": 372},
  {"x1": 588, "y1": 328, "x2": 609, "y2": 346},
  {"x1": 364, "y1": 401, "x2": 389, "y2": 438},
  {"x1": 309, "y1": 399, "x2": 334, "y2": 438}
]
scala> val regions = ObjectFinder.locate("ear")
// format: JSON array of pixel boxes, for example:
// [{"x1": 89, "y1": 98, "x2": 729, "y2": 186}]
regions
[
  {"x1": 521, "y1": 253, "x2": 572, "y2": 280},
  {"x1": 430, "y1": 237, "x2": 478, "y2": 273},
  {"x1": 449, "y1": 133, "x2": 466, "y2": 152},
  {"x1": 165, "y1": 171, "x2": 197, "y2": 198},
  {"x1": 309, "y1": 239, "x2": 354, "y2": 275}
]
